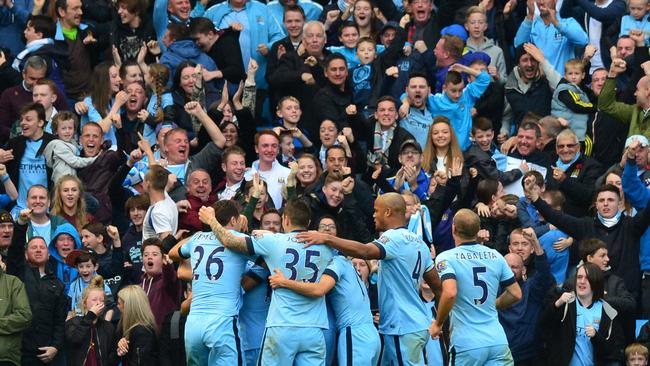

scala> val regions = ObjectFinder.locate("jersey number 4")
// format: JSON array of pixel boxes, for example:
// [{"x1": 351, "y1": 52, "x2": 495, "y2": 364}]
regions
[
  {"x1": 473, "y1": 266, "x2": 488, "y2": 305},
  {"x1": 192, "y1": 246, "x2": 225, "y2": 281},
  {"x1": 285, "y1": 248, "x2": 320, "y2": 282}
]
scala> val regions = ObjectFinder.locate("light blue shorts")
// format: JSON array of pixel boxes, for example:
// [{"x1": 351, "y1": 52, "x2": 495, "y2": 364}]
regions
[
  {"x1": 449, "y1": 344, "x2": 513, "y2": 366},
  {"x1": 184, "y1": 313, "x2": 244, "y2": 366},
  {"x1": 258, "y1": 326, "x2": 326, "y2": 366},
  {"x1": 337, "y1": 323, "x2": 381, "y2": 366},
  {"x1": 379, "y1": 330, "x2": 428, "y2": 366}
]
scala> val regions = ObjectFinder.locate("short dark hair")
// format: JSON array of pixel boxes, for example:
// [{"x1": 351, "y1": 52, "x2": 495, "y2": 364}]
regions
[
  {"x1": 518, "y1": 121, "x2": 541, "y2": 138},
  {"x1": 284, "y1": 199, "x2": 311, "y2": 228},
  {"x1": 28, "y1": 15, "x2": 55, "y2": 38},
  {"x1": 338, "y1": 21, "x2": 358, "y2": 37},
  {"x1": 141, "y1": 237, "x2": 163, "y2": 254},
  {"x1": 325, "y1": 145, "x2": 347, "y2": 160},
  {"x1": 20, "y1": 102, "x2": 46, "y2": 124},
  {"x1": 261, "y1": 208, "x2": 281, "y2": 222},
  {"x1": 167, "y1": 22, "x2": 190, "y2": 41},
  {"x1": 521, "y1": 170, "x2": 544, "y2": 190},
  {"x1": 579, "y1": 238, "x2": 607, "y2": 263},
  {"x1": 476, "y1": 179, "x2": 499, "y2": 204},
  {"x1": 119, "y1": 60, "x2": 143, "y2": 79},
  {"x1": 444, "y1": 70, "x2": 463, "y2": 85},
  {"x1": 283, "y1": 4, "x2": 305, "y2": 20},
  {"x1": 212, "y1": 200, "x2": 241, "y2": 226},
  {"x1": 408, "y1": 72, "x2": 428, "y2": 84},
  {"x1": 324, "y1": 53, "x2": 347, "y2": 69},
  {"x1": 82, "y1": 222, "x2": 106, "y2": 242},
  {"x1": 145, "y1": 165, "x2": 170, "y2": 192},
  {"x1": 189, "y1": 17, "x2": 216, "y2": 36},
  {"x1": 74, "y1": 251, "x2": 97, "y2": 266},
  {"x1": 594, "y1": 184, "x2": 621, "y2": 201},
  {"x1": 376, "y1": 95, "x2": 397, "y2": 109},
  {"x1": 472, "y1": 117, "x2": 493, "y2": 133},
  {"x1": 116, "y1": 0, "x2": 146, "y2": 15}
]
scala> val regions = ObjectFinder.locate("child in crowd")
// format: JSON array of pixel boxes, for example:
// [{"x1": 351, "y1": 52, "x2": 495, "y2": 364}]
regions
[
  {"x1": 619, "y1": 0, "x2": 650, "y2": 45},
  {"x1": 516, "y1": 170, "x2": 550, "y2": 237},
  {"x1": 64, "y1": 276, "x2": 117, "y2": 365},
  {"x1": 80, "y1": 223, "x2": 124, "y2": 295},
  {"x1": 537, "y1": 190, "x2": 571, "y2": 286},
  {"x1": 140, "y1": 237, "x2": 181, "y2": 329},
  {"x1": 327, "y1": 22, "x2": 362, "y2": 69},
  {"x1": 47, "y1": 222, "x2": 84, "y2": 294},
  {"x1": 551, "y1": 59, "x2": 596, "y2": 142},
  {"x1": 142, "y1": 64, "x2": 175, "y2": 145},
  {"x1": 465, "y1": 117, "x2": 527, "y2": 185},
  {"x1": 273, "y1": 96, "x2": 313, "y2": 153},
  {"x1": 625, "y1": 343, "x2": 648, "y2": 366},
  {"x1": 43, "y1": 112, "x2": 98, "y2": 184},
  {"x1": 66, "y1": 250, "x2": 114, "y2": 318},
  {"x1": 464, "y1": 6, "x2": 507, "y2": 81},
  {"x1": 278, "y1": 130, "x2": 297, "y2": 166},
  {"x1": 122, "y1": 195, "x2": 149, "y2": 284}
]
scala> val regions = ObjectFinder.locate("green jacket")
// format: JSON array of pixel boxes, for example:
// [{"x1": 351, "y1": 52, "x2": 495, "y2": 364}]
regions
[
  {"x1": 0, "y1": 269, "x2": 32, "y2": 366},
  {"x1": 598, "y1": 77, "x2": 650, "y2": 137}
]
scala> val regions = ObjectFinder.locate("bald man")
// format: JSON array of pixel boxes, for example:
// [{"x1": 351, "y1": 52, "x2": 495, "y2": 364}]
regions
[
  {"x1": 499, "y1": 228, "x2": 554, "y2": 364},
  {"x1": 430, "y1": 209, "x2": 522, "y2": 365},
  {"x1": 297, "y1": 193, "x2": 440, "y2": 366}
]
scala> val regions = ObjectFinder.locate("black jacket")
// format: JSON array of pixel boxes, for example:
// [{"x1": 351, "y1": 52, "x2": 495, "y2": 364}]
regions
[
  {"x1": 464, "y1": 142, "x2": 522, "y2": 185},
  {"x1": 313, "y1": 82, "x2": 354, "y2": 132},
  {"x1": 541, "y1": 297, "x2": 625, "y2": 365},
  {"x1": 505, "y1": 70, "x2": 553, "y2": 127},
  {"x1": 65, "y1": 312, "x2": 117, "y2": 366},
  {"x1": 303, "y1": 189, "x2": 373, "y2": 243},
  {"x1": 474, "y1": 81, "x2": 505, "y2": 133},
  {"x1": 549, "y1": 154, "x2": 603, "y2": 217},
  {"x1": 117, "y1": 325, "x2": 158, "y2": 366},
  {"x1": 533, "y1": 197, "x2": 650, "y2": 296},
  {"x1": 111, "y1": 16, "x2": 157, "y2": 63},
  {"x1": 206, "y1": 28, "x2": 246, "y2": 84},
  {"x1": 6, "y1": 223, "x2": 67, "y2": 359},
  {"x1": 352, "y1": 117, "x2": 414, "y2": 177}
]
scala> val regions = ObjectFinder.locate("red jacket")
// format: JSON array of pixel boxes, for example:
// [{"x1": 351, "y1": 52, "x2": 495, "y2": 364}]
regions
[{"x1": 178, "y1": 192, "x2": 217, "y2": 233}]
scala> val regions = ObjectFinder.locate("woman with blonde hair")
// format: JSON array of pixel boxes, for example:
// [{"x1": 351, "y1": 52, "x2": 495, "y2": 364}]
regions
[
  {"x1": 65, "y1": 276, "x2": 117, "y2": 365},
  {"x1": 422, "y1": 116, "x2": 464, "y2": 174},
  {"x1": 51, "y1": 175, "x2": 92, "y2": 231},
  {"x1": 116, "y1": 285, "x2": 159, "y2": 365}
]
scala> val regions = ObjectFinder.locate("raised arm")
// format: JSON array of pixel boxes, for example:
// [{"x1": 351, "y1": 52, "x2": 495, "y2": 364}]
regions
[
  {"x1": 295, "y1": 231, "x2": 382, "y2": 260},
  {"x1": 198, "y1": 206, "x2": 249, "y2": 253},
  {"x1": 268, "y1": 268, "x2": 337, "y2": 297},
  {"x1": 185, "y1": 101, "x2": 226, "y2": 149}
]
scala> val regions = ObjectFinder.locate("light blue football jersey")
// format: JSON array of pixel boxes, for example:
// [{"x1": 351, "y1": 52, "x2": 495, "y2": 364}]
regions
[
  {"x1": 323, "y1": 255, "x2": 374, "y2": 330},
  {"x1": 373, "y1": 227, "x2": 434, "y2": 335},
  {"x1": 435, "y1": 243, "x2": 515, "y2": 352},
  {"x1": 180, "y1": 230, "x2": 251, "y2": 315},
  {"x1": 245, "y1": 231, "x2": 335, "y2": 328},
  {"x1": 239, "y1": 262, "x2": 271, "y2": 351}
]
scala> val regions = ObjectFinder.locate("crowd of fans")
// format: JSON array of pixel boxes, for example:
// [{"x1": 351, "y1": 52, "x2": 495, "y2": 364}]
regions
[{"x1": 3, "y1": 0, "x2": 650, "y2": 364}]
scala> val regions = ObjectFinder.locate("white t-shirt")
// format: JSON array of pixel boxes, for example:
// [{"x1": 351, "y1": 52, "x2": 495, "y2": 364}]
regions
[
  {"x1": 244, "y1": 160, "x2": 291, "y2": 209},
  {"x1": 588, "y1": 0, "x2": 613, "y2": 73},
  {"x1": 143, "y1": 193, "x2": 178, "y2": 240}
]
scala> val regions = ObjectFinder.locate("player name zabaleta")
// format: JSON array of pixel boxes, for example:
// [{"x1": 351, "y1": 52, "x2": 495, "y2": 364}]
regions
[{"x1": 453, "y1": 251, "x2": 499, "y2": 261}]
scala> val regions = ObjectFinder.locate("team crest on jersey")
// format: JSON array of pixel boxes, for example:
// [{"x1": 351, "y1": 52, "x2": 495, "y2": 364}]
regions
[
  {"x1": 378, "y1": 235, "x2": 389, "y2": 244},
  {"x1": 436, "y1": 260, "x2": 447, "y2": 272}
]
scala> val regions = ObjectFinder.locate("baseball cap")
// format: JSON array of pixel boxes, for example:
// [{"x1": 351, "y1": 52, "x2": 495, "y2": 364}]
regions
[
  {"x1": 400, "y1": 139, "x2": 422, "y2": 153},
  {"x1": 64, "y1": 249, "x2": 96, "y2": 267},
  {"x1": 380, "y1": 21, "x2": 399, "y2": 35},
  {"x1": 625, "y1": 135, "x2": 650, "y2": 148},
  {"x1": 0, "y1": 210, "x2": 13, "y2": 225},
  {"x1": 464, "y1": 51, "x2": 492, "y2": 67},
  {"x1": 155, "y1": 122, "x2": 179, "y2": 137},
  {"x1": 441, "y1": 24, "x2": 468, "y2": 42}
]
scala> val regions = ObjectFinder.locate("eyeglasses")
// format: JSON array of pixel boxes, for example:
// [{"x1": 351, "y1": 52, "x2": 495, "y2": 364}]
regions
[
  {"x1": 318, "y1": 224, "x2": 336, "y2": 230},
  {"x1": 557, "y1": 143, "x2": 578, "y2": 149}
]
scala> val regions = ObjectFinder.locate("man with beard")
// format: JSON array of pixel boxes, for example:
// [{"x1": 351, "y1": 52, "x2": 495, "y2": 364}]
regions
[
  {"x1": 117, "y1": 81, "x2": 148, "y2": 152},
  {"x1": 399, "y1": 73, "x2": 433, "y2": 148},
  {"x1": 598, "y1": 56, "x2": 650, "y2": 138},
  {"x1": 503, "y1": 43, "x2": 561, "y2": 134},
  {"x1": 514, "y1": 0, "x2": 588, "y2": 74},
  {"x1": 610, "y1": 34, "x2": 649, "y2": 104}
]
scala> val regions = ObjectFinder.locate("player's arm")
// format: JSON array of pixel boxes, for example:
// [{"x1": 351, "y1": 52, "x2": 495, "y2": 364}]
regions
[
  {"x1": 496, "y1": 281, "x2": 522, "y2": 310},
  {"x1": 423, "y1": 268, "x2": 442, "y2": 300},
  {"x1": 296, "y1": 231, "x2": 382, "y2": 260},
  {"x1": 177, "y1": 259, "x2": 192, "y2": 281},
  {"x1": 435, "y1": 278, "x2": 457, "y2": 325},
  {"x1": 198, "y1": 206, "x2": 249, "y2": 253},
  {"x1": 268, "y1": 268, "x2": 337, "y2": 297},
  {"x1": 168, "y1": 237, "x2": 191, "y2": 262}
]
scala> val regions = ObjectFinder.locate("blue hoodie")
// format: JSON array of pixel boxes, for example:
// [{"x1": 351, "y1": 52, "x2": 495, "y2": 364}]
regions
[
  {"x1": 622, "y1": 158, "x2": 650, "y2": 271},
  {"x1": 47, "y1": 222, "x2": 83, "y2": 294},
  {"x1": 160, "y1": 39, "x2": 217, "y2": 82}
]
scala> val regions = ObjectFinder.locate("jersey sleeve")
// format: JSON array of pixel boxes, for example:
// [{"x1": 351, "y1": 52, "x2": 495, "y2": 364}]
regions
[
  {"x1": 498, "y1": 253, "x2": 516, "y2": 288},
  {"x1": 373, "y1": 232, "x2": 398, "y2": 260},
  {"x1": 422, "y1": 245, "x2": 434, "y2": 273},
  {"x1": 246, "y1": 263, "x2": 270, "y2": 283},
  {"x1": 245, "y1": 233, "x2": 274, "y2": 257},
  {"x1": 435, "y1": 254, "x2": 456, "y2": 281},
  {"x1": 179, "y1": 235, "x2": 194, "y2": 259},
  {"x1": 322, "y1": 255, "x2": 344, "y2": 282}
]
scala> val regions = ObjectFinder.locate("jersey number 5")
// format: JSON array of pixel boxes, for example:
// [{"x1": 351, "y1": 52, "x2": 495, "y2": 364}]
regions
[
  {"x1": 192, "y1": 246, "x2": 225, "y2": 281},
  {"x1": 473, "y1": 266, "x2": 488, "y2": 305},
  {"x1": 285, "y1": 248, "x2": 320, "y2": 282}
]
